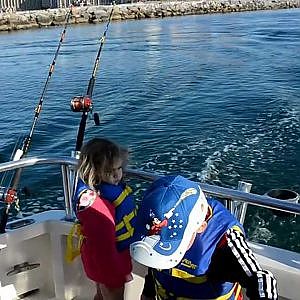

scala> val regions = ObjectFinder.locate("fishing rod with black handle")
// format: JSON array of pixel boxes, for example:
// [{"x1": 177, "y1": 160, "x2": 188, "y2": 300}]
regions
[
  {"x1": 0, "y1": 7, "x2": 74, "y2": 234},
  {"x1": 70, "y1": 3, "x2": 115, "y2": 155}
]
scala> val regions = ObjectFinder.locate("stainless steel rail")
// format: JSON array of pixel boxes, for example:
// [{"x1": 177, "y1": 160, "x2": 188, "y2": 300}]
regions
[
  {"x1": 126, "y1": 169, "x2": 300, "y2": 215},
  {"x1": 0, "y1": 156, "x2": 78, "y2": 220},
  {"x1": 0, "y1": 157, "x2": 77, "y2": 172},
  {"x1": 0, "y1": 156, "x2": 299, "y2": 216}
]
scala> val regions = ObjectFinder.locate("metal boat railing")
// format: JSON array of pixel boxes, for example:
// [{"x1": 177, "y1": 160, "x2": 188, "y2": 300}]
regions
[{"x1": 0, "y1": 156, "x2": 299, "y2": 223}]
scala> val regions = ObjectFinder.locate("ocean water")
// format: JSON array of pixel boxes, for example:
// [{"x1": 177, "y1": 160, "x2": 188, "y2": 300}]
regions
[{"x1": 0, "y1": 8, "x2": 299, "y2": 251}]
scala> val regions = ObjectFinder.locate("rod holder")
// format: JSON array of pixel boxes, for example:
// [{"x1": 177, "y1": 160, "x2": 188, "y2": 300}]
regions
[{"x1": 231, "y1": 181, "x2": 252, "y2": 224}]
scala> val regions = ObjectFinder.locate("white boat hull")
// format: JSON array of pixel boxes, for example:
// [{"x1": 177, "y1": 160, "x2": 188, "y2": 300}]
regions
[{"x1": 0, "y1": 210, "x2": 299, "y2": 300}]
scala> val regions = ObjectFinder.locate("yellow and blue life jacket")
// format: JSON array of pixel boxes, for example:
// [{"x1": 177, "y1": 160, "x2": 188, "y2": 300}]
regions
[
  {"x1": 66, "y1": 179, "x2": 137, "y2": 262},
  {"x1": 97, "y1": 181, "x2": 137, "y2": 251},
  {"x1": 153, "y1": 198, "x2": 244, "y2": 300}
]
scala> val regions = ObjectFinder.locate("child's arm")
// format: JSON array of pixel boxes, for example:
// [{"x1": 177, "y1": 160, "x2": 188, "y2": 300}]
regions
[{"x1": 207, "y1": 228, "x2": 278, "y2": 300}]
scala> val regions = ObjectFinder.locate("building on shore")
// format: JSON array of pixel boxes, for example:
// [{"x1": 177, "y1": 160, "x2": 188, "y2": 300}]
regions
[{"x1": 0, "y1": 0, "x2": 132, "y2": 12}]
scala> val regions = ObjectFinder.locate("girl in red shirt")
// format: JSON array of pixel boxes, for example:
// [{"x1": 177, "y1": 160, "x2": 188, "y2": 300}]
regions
[{"x1": 74, "y1": 138, "x2": 136, "y2": 300}]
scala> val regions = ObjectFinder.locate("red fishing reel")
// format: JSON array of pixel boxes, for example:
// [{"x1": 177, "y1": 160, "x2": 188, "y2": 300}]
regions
[
  {"x1": 70, "y1": 96, "x2": 93, "y2": 112},
  {"x1": 4, "y1": 188, "x2": 18, "y2": 204},
  {"x1": 70, "y1": 95, "x2": 100, "y2": 126}
]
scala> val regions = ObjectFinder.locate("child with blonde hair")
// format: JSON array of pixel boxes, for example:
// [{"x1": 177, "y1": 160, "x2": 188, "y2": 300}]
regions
[{"x1": 73, "y1": 137, "x2": 137, "y2": 300}]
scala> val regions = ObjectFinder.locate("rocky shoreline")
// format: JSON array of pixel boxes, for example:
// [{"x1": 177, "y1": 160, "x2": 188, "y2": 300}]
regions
[{"x1": 1, "y1": 0, "x2": 300, "y2": 32}]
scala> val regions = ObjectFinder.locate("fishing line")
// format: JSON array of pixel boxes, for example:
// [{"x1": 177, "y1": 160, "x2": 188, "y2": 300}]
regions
[
  {"x1": 71, "y1": 2, "x2": 116, "y2": 154},
  {"x1": 0, "y1": 6, "x2": 74, "y2": 233}
]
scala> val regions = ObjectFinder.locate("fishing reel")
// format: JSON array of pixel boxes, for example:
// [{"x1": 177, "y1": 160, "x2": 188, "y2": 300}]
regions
[
  {"x1": 1, "y1": 188, "x2": 18, "y2": 204},
  {"x1": 70, "y1": 95, "x2": 100, "y2": 126},
  {"x1": 70, "y1": 96, "x2": 93, "y2": 113}
]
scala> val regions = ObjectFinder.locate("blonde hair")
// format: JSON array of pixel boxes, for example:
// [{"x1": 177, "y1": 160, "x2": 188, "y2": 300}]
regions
[{"x1": 78, "y1": 138, "x2": 128, "y2": 189}]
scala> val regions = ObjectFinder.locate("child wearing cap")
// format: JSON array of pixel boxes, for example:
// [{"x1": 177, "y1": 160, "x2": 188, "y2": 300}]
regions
[
  {"x1": 131, "y1": 175, "x2": 278, "y2": 300},
  {"x1": 73, "y1": 138, "x2": 137, "y2": 300}
]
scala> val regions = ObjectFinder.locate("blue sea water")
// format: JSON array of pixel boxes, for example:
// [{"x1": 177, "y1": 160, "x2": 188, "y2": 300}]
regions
[{"x1": 0, "y1": 8, "x2": 299, "y2": 251}]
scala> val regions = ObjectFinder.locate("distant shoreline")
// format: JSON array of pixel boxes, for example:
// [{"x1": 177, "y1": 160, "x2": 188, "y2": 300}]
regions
[{"x1": 1, "y1": 0, "x2": 300, "y2": 32}]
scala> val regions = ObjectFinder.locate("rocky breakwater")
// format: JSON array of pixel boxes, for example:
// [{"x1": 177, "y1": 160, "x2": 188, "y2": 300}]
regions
[{"x1": 1, "y1": 0, "x2": 300, "y2": 32}]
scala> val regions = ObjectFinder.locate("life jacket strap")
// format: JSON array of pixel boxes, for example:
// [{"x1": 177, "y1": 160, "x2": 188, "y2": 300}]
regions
[
  {"x1": 116, "y1": 209, "x2": 137, "y2": 241},
  {"x1": 112, "y1": 185, "x2": 132, "y2": 207},
  {"x1": 65, "y1": 222, "x2": 84, "y2": 263}
]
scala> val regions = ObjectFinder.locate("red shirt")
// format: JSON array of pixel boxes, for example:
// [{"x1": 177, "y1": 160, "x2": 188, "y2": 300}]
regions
[{"x1": 77, "y1": 194, "x2": 132, "y2": 288}]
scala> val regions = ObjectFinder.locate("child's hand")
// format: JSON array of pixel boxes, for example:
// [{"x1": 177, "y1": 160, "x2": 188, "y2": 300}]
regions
[{"x1": 125, "y1": 273, "x2": 133, "y2": 282}]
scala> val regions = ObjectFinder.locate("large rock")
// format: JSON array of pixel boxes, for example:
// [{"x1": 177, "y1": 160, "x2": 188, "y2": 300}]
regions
[{"x1": 35, "y1": 12, "x2": 53, "y2": 26}]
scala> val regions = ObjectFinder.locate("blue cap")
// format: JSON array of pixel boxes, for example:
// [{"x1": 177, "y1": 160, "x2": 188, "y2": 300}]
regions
[{"x1": 130, "y1": 175, "x2": 208, "y2": 269}]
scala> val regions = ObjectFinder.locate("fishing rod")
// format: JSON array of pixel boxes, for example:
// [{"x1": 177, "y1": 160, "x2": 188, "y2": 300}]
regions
[
  {"x1": 70, "y1": 2, "x2": 115, "y2": 155},
  {"x1": 0, "y1": 7, "x2": 74, "y2": 233}
]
